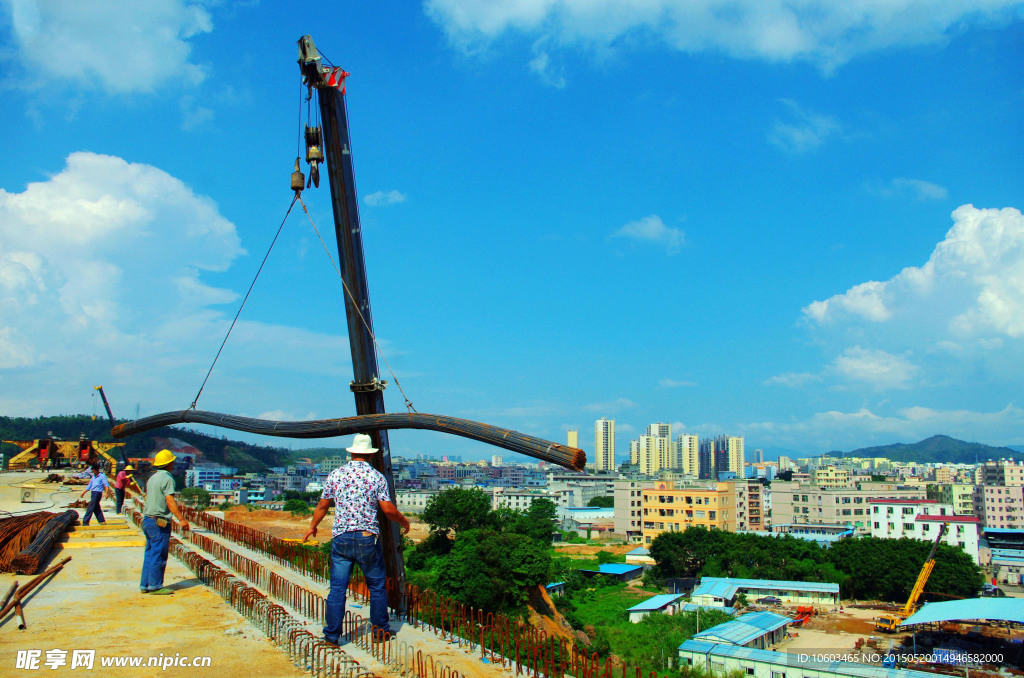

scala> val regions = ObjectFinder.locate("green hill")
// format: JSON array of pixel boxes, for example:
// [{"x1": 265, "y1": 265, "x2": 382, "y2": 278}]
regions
[
  {"x1": 0, "y1": 414, "x2": 295, "y2": 471},
  {"x1": 844, "y1": 435, "x2": 1023, "y2": 464}
]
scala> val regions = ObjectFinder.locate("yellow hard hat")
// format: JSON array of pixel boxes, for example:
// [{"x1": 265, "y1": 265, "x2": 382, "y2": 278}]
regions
[
  {"x1": 153, "y1": 449, "x2": 177, "y2": 467},
  {"x1": 124, "y1": 465, "x2": 134, "y2": 471}
]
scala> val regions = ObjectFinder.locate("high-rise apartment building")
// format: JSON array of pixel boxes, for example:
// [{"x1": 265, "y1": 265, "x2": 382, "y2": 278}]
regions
[
  {"x1": 594, "y1": 418, "x2": 615, "y2": 472},
  {"x1": 647, "y1": 423, "x2": 672, "y2": 439},
  {"x1": 698, "y1": 435, "x2": 745, "y2": 478},
  {"x1": 637, "y1": 434, "x2": 671, "y2": 475},
  {"x1": 567, "y1": 430, "x2": 578, "y2": 449},
  {"x1": 675, "y1": 434, "x2": 699, "y2": 476}
]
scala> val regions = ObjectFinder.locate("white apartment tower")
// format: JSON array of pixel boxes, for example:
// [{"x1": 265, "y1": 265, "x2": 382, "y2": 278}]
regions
[
  {"x1": 567, "y1": 430, "x2": 578, "y2": 448},
  {"x1": 637, "y1": 434, "x2": 671, "y2": 475},
  {"x1": 675, "y1": 434, "x2": 699, "y2": 476},
  {"x1": 594, "y1": 418, "x2": 615, "y2": 472}
]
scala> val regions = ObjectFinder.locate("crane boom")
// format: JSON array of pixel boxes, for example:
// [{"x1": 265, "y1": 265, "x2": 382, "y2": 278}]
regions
[{"x1": 875, "y1": 521, "x2": 949, "y2": 632}]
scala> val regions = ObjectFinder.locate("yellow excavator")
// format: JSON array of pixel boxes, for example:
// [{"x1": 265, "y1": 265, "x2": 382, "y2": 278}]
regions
[{"x1": 875, "y1": 522, "x2": 949, "y2": 632}]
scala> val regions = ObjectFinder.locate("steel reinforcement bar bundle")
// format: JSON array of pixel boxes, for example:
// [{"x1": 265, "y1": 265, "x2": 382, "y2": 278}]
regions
[
  {"x1": 112, "y1": 411, "x2": 586, "y2": 471},
  {"x1": 170, "y1": 506, "x2": 657, "y2": 678},
  {"x1": 9, "y1": 510, "x2": 79, "y2": 574},
  {"x1": 0, "y1": 512, "x2": 56, "y2": 571}
]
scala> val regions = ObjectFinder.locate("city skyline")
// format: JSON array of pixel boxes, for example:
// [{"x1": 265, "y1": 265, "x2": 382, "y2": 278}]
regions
[{"x1": 1, "y1": 3, "x2": 1023, "y2": 462}]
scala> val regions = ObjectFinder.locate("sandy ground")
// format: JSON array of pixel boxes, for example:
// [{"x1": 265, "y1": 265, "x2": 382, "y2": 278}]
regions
[{"x1": 0, "y1": 472, "x2": 305, "y2": 678}]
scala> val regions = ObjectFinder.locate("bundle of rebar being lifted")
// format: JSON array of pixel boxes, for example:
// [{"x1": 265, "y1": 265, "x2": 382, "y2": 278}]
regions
[
  {"x1": 9, "y1": 510, "x2": 78, "y2": 575},
  {"x1": 113, "y1": 410, "x2": 587, "y2": 471},
  {"x1": 0, "y1": 512, "x2": 57, "y2": 572}
]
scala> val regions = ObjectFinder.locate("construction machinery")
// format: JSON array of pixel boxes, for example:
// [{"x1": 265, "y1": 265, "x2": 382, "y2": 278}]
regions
[
  {"x1": 875, "y1": 522, "x2": 949, "y2": 632},
  {"x1": 4, "y1": 436, "x2": 125, "y2": 470}
]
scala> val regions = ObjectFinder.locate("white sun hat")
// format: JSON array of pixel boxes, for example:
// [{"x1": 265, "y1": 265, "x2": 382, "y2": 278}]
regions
[{"x1": 346, "y1": 433, "x2": 378, "y2": 455}]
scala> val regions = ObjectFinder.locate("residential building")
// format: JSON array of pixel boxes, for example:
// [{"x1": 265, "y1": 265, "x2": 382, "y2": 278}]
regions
[
  {"x1": 974, "y1": 484, "x2": 1024, "y2": 529},
  {"x1": 185, "y1": 466, "x2": 227, "y2": 488},
  {"x1": 771, "y1": 481, "x2": 926, "y2": 534},
  {"x1": 675, "y1": 434, "x2": 699, "y2": 476},
  {"x1": 936, "y1": 483, "x2": 976, "y2": 516},
  {"x1": 567, "y1": 430, "x2": 577, "y2": 449},
  {"x1": 492, "y1": 487, "x2": 552, "y2": 511},
  {"x1": 733, "y1": 478, "x2": 765, "y2": 531},
  {"x1": 637, "y1": 433, "x2": 670, "y2": 475},
  {"x1": 813, "y1": 467, "x2": 851, "y2": 488},
  {"x1": 614, "y1": 479, "x2": 656, "y2": 543},
  {"x1": 594, "y1": 418, "x2": 615, "y2": 472},
  {"x1": 868, "y1": 499, "x2": 980, "y2": 562},
  {"x1": 980, "y1": 460, "x2": 1024, "y2": 486},
  {"x1": 641, "y1": 481, "x2": 735, "y2": 544}
]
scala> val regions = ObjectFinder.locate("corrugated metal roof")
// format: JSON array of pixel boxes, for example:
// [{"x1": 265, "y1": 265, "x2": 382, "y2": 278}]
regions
[
  {"x1": 626, "y1": 547, "x2": 650, "y2": 555},
  {"x1": 693, "y1": 579, "x2": 739, "y2": 599},
  {"x1": 901, "y1": 598, "x2": 1024, "y2": 626},
  {"x1": 678, "y1": 641, "x2": 940, "y2": 678},
  {"x1": 694, "y1": 577, "x2": 840, "y2": 597},
  {"x1": 692, "y1": 611, "x2": 790, "y2": 646},
  {"x1": 984, "y1": 528, "x2": 1024, "y2": 534},
  {"x1": 628, "y1": 594, "x2": 685, "y2": 612}
]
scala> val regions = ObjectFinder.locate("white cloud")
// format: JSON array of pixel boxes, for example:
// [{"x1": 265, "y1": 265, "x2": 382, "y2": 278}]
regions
[
  {"x1": 741, "y1": 404, "x2": 1024, "y2": 451},
  {"x1": 768, "y1": 99, "x2": 840, "y2": 153},
  {"x1": 764, "y1": 372, "x2": 819, "y2": 387},
  {"x1": 659, "y1": 378, "x2": 696, "y2": 388},
  {"x1": 805, "y1": 206, "x2": 1024, "y2": 338},
  {"x1": 830, "y1": 346, "x2": 919, "y2": 390},
  {"x1": 364, "y1": 190, "x2": 407, "y2": 207},
  {"x1": 798, "y1": 205, "x2": 1024, "y2": 394},
  {"x1": 582, "y1": 398, "x2": 637, "y2": 413},
  {"x1": 0, "y1": 152, "x2": 354, "y2": 418},
  {"x1": 892, "y1": 178, "x2": 948, "y2": 201},
  {"x1": 612, "y1": 215, "x2": 685, "y2": 254},
  {"x1": 7, "y1": 0, "x2": 212, "y2": 94},
  {"x1": 425, "y1": 1, "x2": 1021, "y2": 74}
]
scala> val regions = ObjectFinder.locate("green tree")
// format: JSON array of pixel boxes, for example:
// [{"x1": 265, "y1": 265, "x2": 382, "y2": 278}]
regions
[
  {"x1": 283, "y1": 498, "x2": 312, "y2": 516},
  {"x1": 179, "y1": 487, "x2": 211, "y2": 509},
  {"x1": 434, "y1": 528, "x2": 552, "y2": 613},
  {"x1": 587, "y1": 496, "x2": 615, "y2": 508},
  {"x1": 421, "y1": 487, "x2": 492, "y2": 535},
  {"x1": 515, "y1": 498, "x2": 558, "y2": 543},
  {"x1": 596, "y1": 550, "x2": 617, "y2": 565}
]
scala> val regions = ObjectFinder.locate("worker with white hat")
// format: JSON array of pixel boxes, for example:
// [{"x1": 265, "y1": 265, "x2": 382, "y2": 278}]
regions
[
  {"x1": 303, "y1": 433, "x2": 410, "y2": 645},
  {"x1": 140, "y1": 449, "x2": 190, "y2": 595}
]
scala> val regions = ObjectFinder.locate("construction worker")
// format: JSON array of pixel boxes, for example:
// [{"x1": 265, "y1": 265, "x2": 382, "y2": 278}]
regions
[
  {"x1": 303, "y1": 433, "x2": 410, "y2": 645},
  {"x1": 140, "y1": 449, "x2": 190, "y2": 595},
  {"x1": 114, "y1": 464, "x2": 139, "y2": 514},
  {"x1": 79, "y1": 463, "x2": 113, "y2": 525}
]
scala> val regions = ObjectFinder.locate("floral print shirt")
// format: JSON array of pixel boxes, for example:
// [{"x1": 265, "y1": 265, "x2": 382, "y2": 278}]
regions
[{"x1": 321, "y1": 461, "x2": 391, "y2": 536}]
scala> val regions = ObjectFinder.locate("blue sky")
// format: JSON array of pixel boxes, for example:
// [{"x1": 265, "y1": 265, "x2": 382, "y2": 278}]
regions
[{"x1": 1, "y1": 1, "x2": 1022, "y2": 463}]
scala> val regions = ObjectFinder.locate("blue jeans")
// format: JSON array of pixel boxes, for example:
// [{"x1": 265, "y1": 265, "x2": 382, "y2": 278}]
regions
[
  {"x1": 323, "y1": 532, "x2": 389, "y2": 643},
  {"x1": 140, "y1": 517, "x2": 172, "y2": 591},
  {"x1": 82, "y1": 491, "x2": 105, "y2": 525}
]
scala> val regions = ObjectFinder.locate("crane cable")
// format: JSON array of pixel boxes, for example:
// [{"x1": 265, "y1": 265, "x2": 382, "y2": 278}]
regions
[
  {"x1": 190, "y1": 194, "x2": 299, "y2": 410},
  {"x1": 296, "y1": 194, "x2": 417, "y2": 413}
]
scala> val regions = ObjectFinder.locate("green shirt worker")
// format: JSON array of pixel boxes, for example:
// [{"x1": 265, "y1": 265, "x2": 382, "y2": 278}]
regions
[{"x1": 140, "y1": 449, "x2": 190, "y2": 595}]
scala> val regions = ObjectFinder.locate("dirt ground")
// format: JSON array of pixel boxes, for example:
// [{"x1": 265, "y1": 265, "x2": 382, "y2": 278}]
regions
[{"x1": 553, "y1": 543, "x2": 635, "y2": 556}]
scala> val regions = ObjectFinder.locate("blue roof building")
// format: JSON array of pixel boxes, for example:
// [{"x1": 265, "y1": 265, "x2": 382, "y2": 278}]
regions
[
  {"x1": 901, "y1": 597, "x2": 1024, "y2": 626},
  {"x1": 579, "y1": 563, "x2": 643, "y2": 582},
  {"x1": 691, "y1": 577, "x2": 840, "y2": 608},
  {"x1": 691, "y1": 611, "x2": 790, "y2": 649},
  {"x1": 626, "y1": 593, "x2": 686, "y2": 623},
  {"x1": 679, "y1": 640, "x2": 943, "y2": 678}
]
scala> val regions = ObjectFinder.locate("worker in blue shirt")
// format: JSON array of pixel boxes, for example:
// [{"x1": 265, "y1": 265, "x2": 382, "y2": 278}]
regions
[{"x1": 79, "y1": 462, "x2": 112, "y2": 525}]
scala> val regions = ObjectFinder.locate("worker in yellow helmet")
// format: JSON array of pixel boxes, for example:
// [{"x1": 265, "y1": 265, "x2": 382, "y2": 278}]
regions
[{"x1": 140, "y1": 450, "x2": 190, "y2": 595}]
